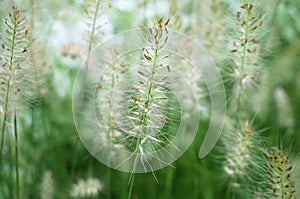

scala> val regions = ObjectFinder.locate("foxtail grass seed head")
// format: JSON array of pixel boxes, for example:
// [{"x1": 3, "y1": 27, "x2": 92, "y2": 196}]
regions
[
  {"x1": 274, "y1": 88, "x2": 294, "y2": 129},
  {"x1": 22, "y1": 36, "x2": 51, "y2": 108},
  {"x1": 223, "y1": 120, "x2": 257, "y2": 178},
  {"x1": 265, "y1": 147, "x2": 298, "y2": 199},
  {"x1": 101, "y1": 18, "x2": 176, "y2": 156},
  {"x1": 224, "y1": 2, "x2": 266, "y2": 110},
  {"x1": 70, "y1": 178, "x2": 103, "y2": 198},
  {"x1": 82, "y1": 0, "x2": 111, "y2": 68},
  {"x1": 73, "y1": 13, "x2": 225, "y2": 171},
  {"x1": 0, "y1": 5, "x2": 29, "y2": 161},
  {"x1": 0, "y1": 5, "x2": 28, "y2": 98},
  {"x1": 40, "y1": 171, "x2": 54, "y2": 199},
  {"x1": 61, "y1": 42, "x2": 87, "y2": 60}
]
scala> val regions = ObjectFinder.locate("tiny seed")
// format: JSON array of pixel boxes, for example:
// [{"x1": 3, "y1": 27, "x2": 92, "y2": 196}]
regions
[
  {"x1": 290, "y1": 181, "x2": 295, "y2": 187},
  {"x1": 158, "y1": 18, "x2": 163, "y2": 24},
  {"x1": 149, "y1": 28, "x2": 153, "y2": 35},
  {"x1": 267, "y1": 170, "x2": 273, "y2": 177},
  {"x1": 241, "y1": 3, "x2": 248, "y2": 9},
  {"x1": 144, "y1": 54, "x2": 152, "y2": 61},
  {"x1": 280, "y1": 152, "x2": 284, "y2": 158},
  {"x1": 134, "y1": 97, "x2": 140, "y2": 103},
  {"x1": 287, "y1": 165, "x2": 293, "y2": 171},
  {"x1": 138, "y1": 71, "x2": 147, "y2": 77},
  {"x1": 252, "y1": 26, "x2": 258, "y2": 31},
  {"x1": 164, "y1": 35, "x2": 168, "y2": 44},
  {"x1": 277, "y1": 166, "x2": 283, "y2": 172},
  {"x1": 164, "y1": 18, "x2": 170, "y2": 26}
]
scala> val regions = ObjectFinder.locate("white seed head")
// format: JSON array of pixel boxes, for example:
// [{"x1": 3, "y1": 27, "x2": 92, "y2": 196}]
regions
[
  {"x1": 70, "y1": 178, "x2": 103, "y2": 198},
  {"x1": 40, "y1": 171, "x2": 54, "y2": 199}
]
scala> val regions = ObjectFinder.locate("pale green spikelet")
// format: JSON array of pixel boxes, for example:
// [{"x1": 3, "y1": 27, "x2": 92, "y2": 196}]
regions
[{"x1": 40, "y1": 171, "x2": 54, "y2": 199}]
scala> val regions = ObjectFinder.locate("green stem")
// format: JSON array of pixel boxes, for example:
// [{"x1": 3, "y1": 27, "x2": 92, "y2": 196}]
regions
[
  {"x1": 233, "y1": 8, "x2": 251, "y2": 113},
  {"x1": 0, "y1": 86, "x2": 10, "y2": 165},
  {"x1": 107, "y1": 55, "x2": 117, "y2": 199},
  {"x1": 9, "y1": 140, "x2": 14, "y2": 199},
  {"x1": 86, "y1": 0, "x2": 101, "y2": 69},
  {"x1": 241, "y1": 13, "x2": 250, "y2": 71},
  {"x1": 128, "y1": 173, "x2": 135, "y2": 199},
  {"x1": 139, "y1": 45, "x2": 159, "y2": 128},
  {"x1": 107, "y1": 167, "x2": 112, "y2": 199},
  {"x1": 14, "y1": 107, "x2": 20, "y2": 199}
]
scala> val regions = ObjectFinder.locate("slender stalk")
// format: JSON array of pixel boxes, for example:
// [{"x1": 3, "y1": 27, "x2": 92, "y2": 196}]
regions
[
  {"x1": 240, "y1": 13, "x2": 250, "y2": 71},
  {"x1": 13, "y1": 107, "x2": 20, "y2": 199},
  {"x1": 9, "y1": 140, "x2": 14, "y2": 199},
  {"x1": 107, "y1": 51, "x2": 118, "y2": 199},
  {"x1": 139, "y1": 45, "x2": 159, "y2": 130},
  {"x1": 0, "y1": 86, "x2": 10, "y2": 165},
  {"x1": 85, "y1": 0, "x2": 101, "y2": 69},
  {"x1": 127, "y1": 173, "x2": 135, "y2": 199},
  {"x1": 107, "y1": 166, "x2": 112, "y2": 199}
]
